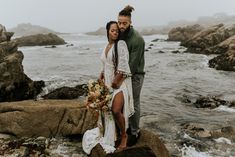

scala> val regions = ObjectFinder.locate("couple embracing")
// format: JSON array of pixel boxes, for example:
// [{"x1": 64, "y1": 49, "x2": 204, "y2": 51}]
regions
[{"x1": 83, "y1": 5, "x2": 145, "y2": 154}]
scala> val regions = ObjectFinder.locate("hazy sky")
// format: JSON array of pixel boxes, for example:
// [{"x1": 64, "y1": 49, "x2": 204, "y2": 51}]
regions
[{"x1": 1, "y1": 0, "x2": 235, "y2": 33}]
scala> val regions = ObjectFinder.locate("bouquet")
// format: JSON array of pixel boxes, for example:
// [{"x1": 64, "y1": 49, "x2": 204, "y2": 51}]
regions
[
  {"x1": 85, "y1": 79, "x2": 113, "y2": 136},
  {"x1": 85, "y1": 79, "x2": 113, "y2": 114}
]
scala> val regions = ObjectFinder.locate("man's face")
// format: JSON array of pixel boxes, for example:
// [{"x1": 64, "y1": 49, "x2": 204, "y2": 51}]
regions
[{"x1": 118, "y1": 16, "x2": 131, "y2": 33}]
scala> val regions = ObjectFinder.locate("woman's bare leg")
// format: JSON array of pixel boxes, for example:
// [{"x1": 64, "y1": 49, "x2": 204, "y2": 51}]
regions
[{"x1": 112, "y1": 91, "x2": 127, "y2": 149}]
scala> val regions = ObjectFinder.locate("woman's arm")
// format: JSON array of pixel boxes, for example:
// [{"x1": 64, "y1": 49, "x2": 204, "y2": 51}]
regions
[{"x1": 111, "y1": 40, "x2": 131, "y2": 89}]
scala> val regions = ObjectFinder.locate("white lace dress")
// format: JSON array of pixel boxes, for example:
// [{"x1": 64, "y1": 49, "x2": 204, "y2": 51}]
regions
[{"x1": 82, "y1": 40, "x2": 134, "y2": 154}]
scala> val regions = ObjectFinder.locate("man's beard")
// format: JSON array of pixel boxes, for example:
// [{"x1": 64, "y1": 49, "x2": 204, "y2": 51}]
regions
[{"x1": 119, "y1": 26, "x2": 131, "y2": 40}]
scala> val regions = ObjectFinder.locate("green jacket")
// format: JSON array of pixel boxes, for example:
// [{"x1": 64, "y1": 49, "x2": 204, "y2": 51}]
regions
[{"x1": 123, "y1": 27, "x2": 145, "y2": 75}]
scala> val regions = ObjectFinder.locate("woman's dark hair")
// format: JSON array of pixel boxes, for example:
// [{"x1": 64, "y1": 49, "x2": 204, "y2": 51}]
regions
[
  {"x1": 119, "y1": 5, "x2": 134, "y2": 17},
  {"x1": 106, "y1": 21, "x2": 119, "y2": 72}
]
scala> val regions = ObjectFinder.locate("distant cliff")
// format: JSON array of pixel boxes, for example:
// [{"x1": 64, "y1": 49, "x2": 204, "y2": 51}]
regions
[{"x1": 9, "y1": 23, "x2": 59, "y2": 37}]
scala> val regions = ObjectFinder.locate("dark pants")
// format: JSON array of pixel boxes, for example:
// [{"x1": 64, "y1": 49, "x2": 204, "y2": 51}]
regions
[{"x1": 129, "y1": 74, "x2": 144, "y2": 135}]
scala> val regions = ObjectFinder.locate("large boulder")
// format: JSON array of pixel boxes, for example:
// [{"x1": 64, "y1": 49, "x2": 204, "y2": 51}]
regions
[
  {"x1": 167, "y1": 24, "x2": 203, "y2": 42},
  {"x1": 13, "y1": 33, "x2": 66, "y2": 47},
  {"x1": 90, "y1": 129, "x2": 170, "y2": 157},
  {"x1": 42, "y1": 84, "x2": 88, "y2": 99},
  {"x1": 182, "y1": 24, "x2": 235, "y2": 54},
  {"x1": 209, "y1": 48, "x2": 235, "y2": 71},
  {"x1": 0, "y1": 24, "x2": 14, "y2": 42},
  {"x1": 0, "y1": 41, "x2": 44, "y2": 102},
  {"x1": 208, "y1": 35, "x2": 235, "y2": 71},
  {"x1": 0, "y1": 100, "x2": 97, "y2": 137}
]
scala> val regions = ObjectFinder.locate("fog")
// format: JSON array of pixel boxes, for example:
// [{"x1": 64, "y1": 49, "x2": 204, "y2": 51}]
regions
[{"x1": 1, "y1": 0, "x2": 235, "y2": 33}]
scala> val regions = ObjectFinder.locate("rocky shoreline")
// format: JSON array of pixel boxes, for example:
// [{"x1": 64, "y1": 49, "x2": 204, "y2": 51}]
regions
[
  {"x1": 0, "y1": 100, "x2": 170, "y2": 157},
  {"x1": 0, "y1": 24, "x2": 170, "y2": 157},
  {"x1": 1, "y1": 23, "x2": 235, "y2": 156},
  {"x1": 168, "y1": 23, "x2": 235, "y2": 71}
]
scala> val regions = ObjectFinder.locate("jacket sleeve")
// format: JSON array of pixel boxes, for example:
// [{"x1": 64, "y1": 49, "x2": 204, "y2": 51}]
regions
[{"x1": 129, "y1": 38, "x2": 145, "y2": 74}]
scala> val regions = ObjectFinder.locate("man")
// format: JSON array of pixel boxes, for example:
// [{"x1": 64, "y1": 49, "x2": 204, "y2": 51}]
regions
[{"x1": 117, "y1": 5, "x2": 145, "y2": 146}]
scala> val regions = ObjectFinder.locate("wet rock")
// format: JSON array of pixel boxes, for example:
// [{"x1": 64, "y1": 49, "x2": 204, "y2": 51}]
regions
[
  {"x1": 45, "y1": 45, "x2": 57, "y2": 48},
  {"x1": 0, "y1": 100, "x2": 97, "y2": 137},
  {"x1": 181, "y1": 123, "x2": 211, "y2": 138},
  {"x1": 207, "y1": 34, "x2": 235, "y2": 71},
  {"x1": 66, "y1": 44, "x2": 74, "y2": 47},
  {"x1": 90, "y1": 129, "x2": 170, "y2": 157},
  {"x1": 210, "y1": 126, "x2": 235, "y2": 140},
  {"x1": 0, "y1": 24, "x2": 13, "y2": 42},
  {"x1": 0, "y1": 41, "x2": 45, "y2": 102},
  {"x1": 13, "y1": 33, "x2": 66, "y2": 47},
  {"x1": 171, "y1": 50, "x2": 180, "y2": 54},
  {"x1": 43, "y1": 84, "x2": 87, "y2": 99},
  {"x1": 151, "y1": 39, "x2": 159, "y2": 42},
  {"x1": 182, "y1": 24, "x2": 235, "y2": 54},
  {"x1": 168, "y1": 24, "x2": 203, "y2": 42},
  {"x1": 193, "y1": 96, "x2": 230, "y2": 109},
  {"x1": 209, "y1": 50, "x2": 235, "y2": 71},
  {"x1": 208, "y1": 35, "x2": 235, "y2": 71},
  {"x1": 182, "y1": 123, "x2": 235, "y2": 143},
  {"x1": 158, "y1": 50, "x2": 165, "y2": 53}
]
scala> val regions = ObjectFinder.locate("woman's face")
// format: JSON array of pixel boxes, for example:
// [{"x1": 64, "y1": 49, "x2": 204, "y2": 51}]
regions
[{"x1": 108, "y1": 23, "x2": 119, "y2": 42}]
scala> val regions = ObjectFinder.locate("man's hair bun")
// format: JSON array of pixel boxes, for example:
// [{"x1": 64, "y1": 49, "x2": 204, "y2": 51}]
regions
[{"x1": 119, "y1": 5, "x2": 135, "y2": 17}]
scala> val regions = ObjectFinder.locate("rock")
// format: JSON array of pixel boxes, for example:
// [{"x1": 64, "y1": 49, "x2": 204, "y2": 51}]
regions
[
  {"x1": 106, "y1": 146, "x2": 156, "y2": 157},
  {"x1": 158, "y1": 50, "x2": 165, "y2": 53},
  {"x1": 42, "y1": 84, "x2": 87, "y2": 99},
  {"x1": 0, "y1": 41, "x2": 45, "y2": 102},
  {"x1": 182, "y1": 123, "x2": 235, "y2": 141},
  {"x1": 0, "y1": 133, "x2": 12, "y2": 140},
  {"x1": 209, "y1": 49, "x2": 235, "y2": 71},
  {"x1": 151, "y1": 39, "x2": 159, "y2": 42},
  {"x1": 210, "y1": 126, "x2": 235, "y2": 140},
  {"x1": 0, "y1": 100, "x2": 98, "y2": 137},
  {"x1": 208, "y1": 35, "x2": 235, "y2": 71},
  {"x1": 171, "y1": 50, "x2": 180, "y2": 54},
  {"x1": 168, "y1": 24, "x2": 203, "y2": 42},
  {"x1": 182, "y1": 24, "x2": 235, "y2": 54},
  {"x1": 66, "y1": 44, "x2": 74, "y2": 47},
  {"x1": 9, "y1": 23, "x2": 59, "y2": 37},
  {"x1": 45, "y1": 45, "x2": 57, "y2": 48},
  {"x1": 86, "y1": 27, "x2": 106, "y2": 36},
  {"x1": 89, "y1": 129, "x2": 170, "y2": 157},
  {"x1": 193, "y1": 96, "x2": 230, "y2": 109},
  {"x1": 231, "y1": 100, "x2": 235, "y2": 107},
  {"x1": 13, "y1": 33, "x2": 66, "y2": 47},
  {"x1": 0, "y1": 24, "x2": 14, "y2": 43}
]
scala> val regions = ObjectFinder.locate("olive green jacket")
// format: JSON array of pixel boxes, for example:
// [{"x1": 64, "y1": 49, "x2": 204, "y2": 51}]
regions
[{"x1": 122, "y1": 27, "x2": 145, "y2": 75}]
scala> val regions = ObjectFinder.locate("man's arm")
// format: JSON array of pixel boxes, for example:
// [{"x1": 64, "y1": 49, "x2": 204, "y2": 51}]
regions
[{"x1": 129, "y1": 38, "x2": 145, "y2": 74}]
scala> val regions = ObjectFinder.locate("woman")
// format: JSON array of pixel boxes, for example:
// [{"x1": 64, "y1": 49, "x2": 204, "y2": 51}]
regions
[{"x1": 82, "y1": 21, "x2": 134, "y2": 154}]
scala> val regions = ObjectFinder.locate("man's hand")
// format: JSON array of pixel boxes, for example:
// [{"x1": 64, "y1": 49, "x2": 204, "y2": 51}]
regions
[{"x1": 111, "y1": 72, "x2": 125, "y2": 89}]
